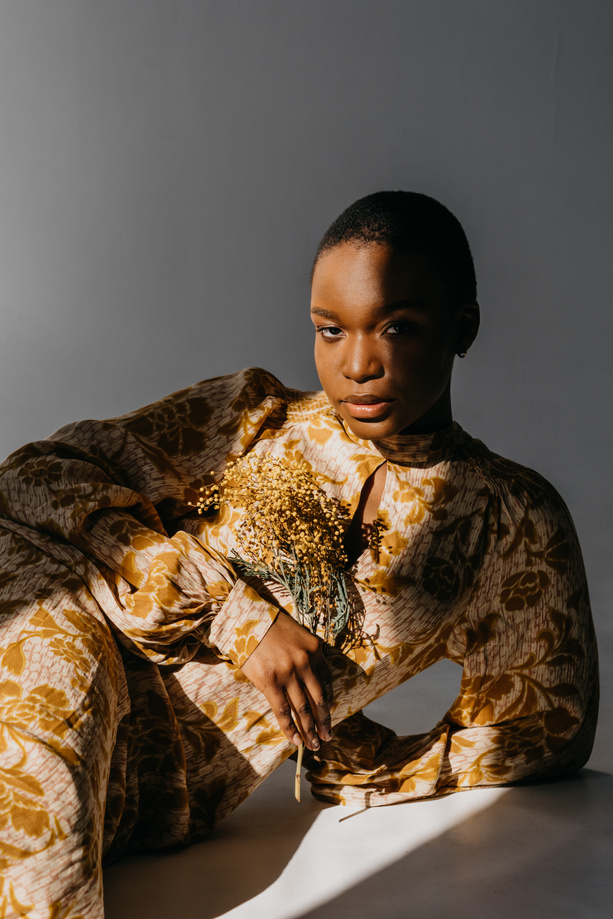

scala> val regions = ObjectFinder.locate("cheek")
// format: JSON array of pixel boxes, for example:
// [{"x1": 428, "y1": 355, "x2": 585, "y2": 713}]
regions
[
  {"x1": 314, "y1": 341, "x2": 336, "y2": 375},
  {"x1": 313, "y1": 344, "x2": 333, "y2": 389},
  {"x1": 407, "y1": 331, "x2": 456, "y2": 375},
  {"x1": 394, "y1": 348, "x2": 454, "y2": 402}
]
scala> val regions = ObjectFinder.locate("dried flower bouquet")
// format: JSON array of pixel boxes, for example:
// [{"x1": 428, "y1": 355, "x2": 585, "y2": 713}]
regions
[{"x1": 193, "y1": 453, "x2": 355, "y2": 799}]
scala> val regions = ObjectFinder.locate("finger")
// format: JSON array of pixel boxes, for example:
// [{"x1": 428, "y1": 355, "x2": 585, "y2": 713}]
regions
[
  {"x1": 322, "y1": 675, "x2": 334, "y2": 706},
  {"x1": 310, "y1": 647, "x2": 334, "y2": 736},
  {"x1": 314, "y1": 649, "x2": 334, "y2": 703},
  {"x1": 303, "y1": 670, "x2": 333, "y2": 743},
  {"x1": 285, "y1": 682, "x2": 321, "y2": 751},
  {"x1": 268, "y1": 687, "x2": 302, "y2": 746},
  {"x1": 317, "y1": 657, "x2": 334, "y2": 708}
]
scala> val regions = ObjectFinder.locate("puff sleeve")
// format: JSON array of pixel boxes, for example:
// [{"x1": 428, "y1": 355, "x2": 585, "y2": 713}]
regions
[{"x1": 0, "y1": 367, "x2": 290, "y2": 666}]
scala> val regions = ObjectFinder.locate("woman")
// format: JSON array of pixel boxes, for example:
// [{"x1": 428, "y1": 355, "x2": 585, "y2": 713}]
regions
[{"x1": 0, "y1": 192, "x2": 598, "y2": 918}]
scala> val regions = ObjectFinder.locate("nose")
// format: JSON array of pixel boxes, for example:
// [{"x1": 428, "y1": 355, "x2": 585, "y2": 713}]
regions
[{"x1": 342, "y1": 335, "x2": 384, "y2": 382}]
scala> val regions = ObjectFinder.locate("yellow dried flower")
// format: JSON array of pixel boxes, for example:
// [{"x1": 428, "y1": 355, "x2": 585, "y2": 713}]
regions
[{"x1": 196, "y1": 454, "x2": 356, "y2": 643}]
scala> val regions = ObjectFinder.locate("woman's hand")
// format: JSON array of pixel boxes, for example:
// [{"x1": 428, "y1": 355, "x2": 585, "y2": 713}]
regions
[{"x1": 241, "y1": 611, "x2": 333, "y2": 751}]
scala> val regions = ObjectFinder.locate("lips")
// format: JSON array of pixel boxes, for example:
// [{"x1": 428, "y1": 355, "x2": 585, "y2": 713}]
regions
[
  {"x1": 342, "y1": 395, "x2": 394, "y2": 420},
  {"x1": 343, "y1": 394, "x2": 392, "y2": 404}
]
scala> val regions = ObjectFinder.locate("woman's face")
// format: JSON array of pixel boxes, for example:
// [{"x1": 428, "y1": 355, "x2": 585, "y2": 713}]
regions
[{"x1": 310, "y1": 242, "x2": 478, "y2": 440}]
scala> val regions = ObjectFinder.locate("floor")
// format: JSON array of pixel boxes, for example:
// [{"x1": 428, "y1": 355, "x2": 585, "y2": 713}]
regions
[{"x1": 104, "y1": 629, "x2": 613, "y2": 919}]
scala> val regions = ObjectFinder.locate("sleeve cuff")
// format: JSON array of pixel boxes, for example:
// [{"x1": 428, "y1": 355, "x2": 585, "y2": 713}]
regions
[{"x1": 208, "y1": 578, "x2": 281, "y2": 667}]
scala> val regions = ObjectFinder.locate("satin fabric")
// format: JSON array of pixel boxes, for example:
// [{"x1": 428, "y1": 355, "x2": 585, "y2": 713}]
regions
[{"x1": 0, "y1": 367, "x2": 598, "y2": 917}]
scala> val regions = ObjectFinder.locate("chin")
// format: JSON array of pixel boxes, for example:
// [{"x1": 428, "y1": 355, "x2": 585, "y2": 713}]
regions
[{"x1": 341, "y1": 413, "x2": 407, "y2": 441}]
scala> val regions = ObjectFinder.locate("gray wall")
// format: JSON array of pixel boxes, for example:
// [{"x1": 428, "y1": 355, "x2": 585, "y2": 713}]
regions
[{"x1": 0, "y1": 1, "x2": 611, "y2": 621}]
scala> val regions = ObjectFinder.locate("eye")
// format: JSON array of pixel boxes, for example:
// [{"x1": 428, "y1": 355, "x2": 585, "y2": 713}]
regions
[
  {"x1": 385, "y1": 321, "x2": 416, "y2": 335},
  {"x1": 316, "y1": 326, "x2": 343, "y2": 340}
]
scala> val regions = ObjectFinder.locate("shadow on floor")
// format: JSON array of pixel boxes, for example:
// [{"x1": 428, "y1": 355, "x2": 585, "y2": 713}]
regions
[
  {"x1": 104, "y1": 632, "x2": 612, "y2": 919},
  {"x1": 104, "y1": 759, "x2": 329, "y2": 918},
  {"x1": 105, "y1": 767, "x2": 612, "y2": 919},
  {"x1": 297, "y1": 769, "x2": 613, "y2": 919}
]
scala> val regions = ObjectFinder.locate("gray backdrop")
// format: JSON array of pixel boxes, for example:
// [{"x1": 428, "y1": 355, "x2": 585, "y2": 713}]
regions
[{"x1": 0, "y1": 0, "x2": 611, "y2": 624}]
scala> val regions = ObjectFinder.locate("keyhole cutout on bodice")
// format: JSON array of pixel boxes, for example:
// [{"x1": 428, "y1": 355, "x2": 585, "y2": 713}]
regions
[{"x1": 343, "y1": 462, "x2": 387, "y2": 567}]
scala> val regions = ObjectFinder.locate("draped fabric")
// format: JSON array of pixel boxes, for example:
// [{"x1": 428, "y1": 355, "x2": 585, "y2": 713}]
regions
[{"x1": 0, "y1": 367, "x2": 598, "y2": 918}]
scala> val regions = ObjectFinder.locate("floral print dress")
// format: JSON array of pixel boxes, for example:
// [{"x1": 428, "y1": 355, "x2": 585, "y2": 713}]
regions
[{"x1": 0, "y1": 367, "x2": 598, "y2": 918}]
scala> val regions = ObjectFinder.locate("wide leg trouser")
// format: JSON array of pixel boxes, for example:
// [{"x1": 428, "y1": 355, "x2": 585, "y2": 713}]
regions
[{"x1": 0, "y1": 526, "x2": 128, "y2": 919}]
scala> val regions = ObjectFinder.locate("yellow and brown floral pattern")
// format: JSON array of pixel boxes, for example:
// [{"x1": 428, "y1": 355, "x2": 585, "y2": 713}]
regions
[{"x1": 0, "y1": 367, "x2": 598, "y2": 917}]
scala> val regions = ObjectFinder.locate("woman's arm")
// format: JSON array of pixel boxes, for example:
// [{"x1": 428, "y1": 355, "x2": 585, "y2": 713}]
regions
[
  {"x1": 0, "y1": 367, "x2": 335, "y2": 745},
  {"x1": 305, "y1": 474, "x2": 599, "y2": 804},
  {"x1": 0, "y1": 369, "x2": 289, "y2": 666}
]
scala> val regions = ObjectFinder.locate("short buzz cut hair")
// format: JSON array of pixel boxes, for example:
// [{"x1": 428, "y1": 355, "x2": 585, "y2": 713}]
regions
[{"x1": 312, "y1": 190, "x2": 477, "y2": 309}]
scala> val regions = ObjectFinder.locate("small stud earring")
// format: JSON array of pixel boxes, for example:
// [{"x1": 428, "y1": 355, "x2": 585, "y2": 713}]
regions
[{"x1": 457, "y1": 351, "x2": 467, "y2": 359}]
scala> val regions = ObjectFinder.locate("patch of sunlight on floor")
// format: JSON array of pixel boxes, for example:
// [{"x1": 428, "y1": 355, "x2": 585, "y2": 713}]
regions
[{"x1": 220, "y1": 783, "x2": 507, "y2": 919}]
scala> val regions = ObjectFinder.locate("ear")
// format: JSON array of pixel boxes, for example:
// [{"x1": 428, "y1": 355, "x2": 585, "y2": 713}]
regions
[{"x1": 455, "y1": 301, "x2": 480, "y2": 356}]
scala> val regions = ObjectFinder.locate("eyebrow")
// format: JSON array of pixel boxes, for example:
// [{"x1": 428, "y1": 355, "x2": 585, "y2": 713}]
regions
[{"x1": 310, "y1": 299, "x2": 426, "y2": 319}]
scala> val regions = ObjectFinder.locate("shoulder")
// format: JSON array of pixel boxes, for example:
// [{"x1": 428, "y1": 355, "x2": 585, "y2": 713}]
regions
[
  {"x1": 100, "y1": 365, "x2": 314, "y2": 437},
  {"x1": 197, "y1": 367, "x2": 332, "y2": 428},
  {"x1": 451, "y1": 433, "x2": 588, "y2": 613},
  {"x1": 101, "y1": 367, "x2": 331, "y2": 467},
  {"x1": 107, "y1": 366, "x2": 290, "y2": 424},
  {"x1": 457, "y1": 428, "x2": 577, "y2": 537},
  {"x1": 36, "y1": 368, "x2": 320, "y2": 468}
]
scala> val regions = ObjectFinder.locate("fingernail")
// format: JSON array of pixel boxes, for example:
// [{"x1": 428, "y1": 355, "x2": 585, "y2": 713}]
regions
[
  {"x1": 311, "y1": 738, "x2": 320, "y2": 751},
  {"x1": 293, "y1": 733, "x2": 302, "y2": 746}
]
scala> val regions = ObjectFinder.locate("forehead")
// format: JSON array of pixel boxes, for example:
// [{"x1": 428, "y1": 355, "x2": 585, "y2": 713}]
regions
[{"x1": 310, "y1": 242, "x2": 450, "y2": 311}]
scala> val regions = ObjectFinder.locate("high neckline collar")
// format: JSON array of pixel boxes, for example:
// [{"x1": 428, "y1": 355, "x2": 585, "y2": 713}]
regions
[
  {"x1": 330, "y1": 409, "x2": 464, "y2": 466},
  {"x1": 372, "y1": 424, "x2": 461, "y2": 464}
]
